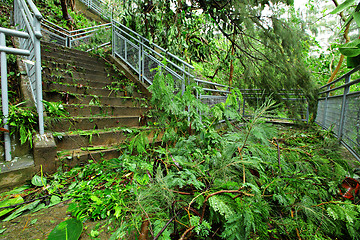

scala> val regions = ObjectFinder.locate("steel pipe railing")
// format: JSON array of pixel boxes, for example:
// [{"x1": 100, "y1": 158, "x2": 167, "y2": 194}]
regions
[
  {"x1": 316, "y1": 66, "x2": 360, "y2": 161},
  {"x1": 0, "y1": 27, "x2": 31, "y2": 161},
  {"x1": 14, "y1": 0, "x2": 44, "y2": 137}
]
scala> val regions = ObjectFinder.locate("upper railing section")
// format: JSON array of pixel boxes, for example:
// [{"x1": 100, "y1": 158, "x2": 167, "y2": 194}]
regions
[
  {"x1": 41, "y1": 19, "x2": 111, "y2": 50},
  {"x1": 195, "y1": 79, "x2": 231, "y2": 107},
  {"x1": 80, "y1": 0, "x2": 114, "y2": 21},
  {"x1": 316, "y1": 65, "x2": 360, "y2": 161},
  {"x1": 112, "y1": 20, "x2": 194, "y2": 90},
  {"x1": 14, "y1": 0, "x2": 44, "y2": 135},
  {"x1": 241, "y1": 89, "x2": 309, "y2": 122}
]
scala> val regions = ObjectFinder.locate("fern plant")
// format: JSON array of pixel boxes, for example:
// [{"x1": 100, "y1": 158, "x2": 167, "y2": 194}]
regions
[{"x1": 32, "y1": 71, "x2": 360, "y2": 240}]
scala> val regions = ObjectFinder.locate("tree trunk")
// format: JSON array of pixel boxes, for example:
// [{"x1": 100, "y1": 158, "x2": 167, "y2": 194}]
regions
[
  {"x1": 327, "y1": 0, "x2": 350, "y2": 84},
  {"x1": 60, "y1": 0, "x2": 74, "y2": 25},
  {"x1": 229, "y1": 35, "x2": 235, "y2": 87}
]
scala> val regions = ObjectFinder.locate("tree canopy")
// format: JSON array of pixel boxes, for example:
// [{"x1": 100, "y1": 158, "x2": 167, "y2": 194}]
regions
[{"x1": 116, "y1": 0, "x2": 317, "y2": 117}]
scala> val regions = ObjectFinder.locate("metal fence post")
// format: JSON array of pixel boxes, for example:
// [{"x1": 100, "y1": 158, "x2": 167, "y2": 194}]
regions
[
  {"x1": 33, "y1": 16, "x2": 44, "y2": 135},
  {"x1": 124, "y1": 39, "x2": 127, "y2": 61},
  {"x1": 181, "y1": 63, "x2": 185, "y2": 96},
  {"x1": 306, "y1": 102, "x2": 310, "y2": 124},
  {"x1": 0, "y1": 32, "x2": 11, "y2": 161},
  {"x1": 338, "y1": 75, "x2": 351, "y2": 139},
  {"x1": 141, "y1": 39, "x2": 144, "y2": 83},
  {"x1": 242, "y1": 96, "x2": 246, "y2": 117},
  {"x1": 138, "y1": 37, "x2": 142, "y2": 82},
  {"x1": 111, "y1": 20, "x2": 114, "y2": 57},
  {"x1": 322, "y1": 85, "x2": 330, "y2": 127}
]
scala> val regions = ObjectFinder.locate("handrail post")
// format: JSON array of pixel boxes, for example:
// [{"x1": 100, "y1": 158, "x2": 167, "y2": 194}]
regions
[
  {"x1": 242, "y1": 94, "x2": 246, "y2": 117},
  {"x1": 138, "y1": 37, "x2": 142, "y2": 82},
  {"x1": 306, "y1": 101, "x2": 310, "y2": 123},
  {"x1": 124, "y1": 37, "x2": 127, "y2": 62},
  {"x1": 29, "y1": 0, "x2": 45, "y2": 135},
  {"x1": 0, "y1": 32, "x2": 11, "y2": 161},
  {"x1": 111, "y1": 19, "x2": 114, "y2": 57},
  {"x1": 338, "y1": 75, "x2": 351, "y2": 140},
  {"x1": 322, "y1": 85, "x2": 330, "y2": 127},
  {"x1": 141, "y1": 39, "x2": 144, "y2": 83},
  {"x1": 181, "y1": 63, "x2": 185, "y2": 95},
  {"x1": 34, "y1": 17, "x2": 44, "y2": 135}
]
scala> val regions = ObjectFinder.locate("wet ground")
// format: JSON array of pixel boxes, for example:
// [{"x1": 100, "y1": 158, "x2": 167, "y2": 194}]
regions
[{"x1": 0, "y1": 200, "x2": 114, "y2": 240}]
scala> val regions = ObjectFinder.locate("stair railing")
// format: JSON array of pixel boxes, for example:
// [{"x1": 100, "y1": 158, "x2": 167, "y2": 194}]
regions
[
  {"x1": 41, "y1": 19, "x2": 111, "y2": 49},
  {"x1": 78, "y1": 0, "x2": 231, "y2": 103},
  {"x1": 13, "y1": 0, "x2": 44, "y2": 136},
  {"x1": 112, "y1": 20, "x2": 194, "y2": 92},
  {"x1": 316, "y1": 65, "x2": 360, "y2": 161},
  {"x1": 0, "y1": 28, "x2": 31, "y2": 161}
]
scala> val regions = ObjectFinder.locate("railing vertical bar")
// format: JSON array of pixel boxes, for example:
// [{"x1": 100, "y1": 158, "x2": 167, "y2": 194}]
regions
[
  {"x1": 112, "y1": 19, "x2": 114, "y2": 56},
  {"x1": 338, "y1": 75, "x2": 350, "y2": 139},
  {"x1": 182, "y1": 63, "x2": 185, "y2": 95},
  {"x1": 0, "y1": 32, "x2": 11, "y2": 161},
  {"x1": 124, "y1": 39, "x2": 127, "y2": 62},
  {"x1": 322, "y1": 85, "x2": 330, "y2": 127},
  {"x1": 306, "y1": 103, "x2": 309, "y2": 123},
  {"x1": 138, "y1": 37, "x2": 141, "y2": 81},
  {"x1": 141, "y1": 39, "x2": 144, "y2": 83},
  {"x1": 34, "y1": 20, "x2": 44, "y2": 135}
]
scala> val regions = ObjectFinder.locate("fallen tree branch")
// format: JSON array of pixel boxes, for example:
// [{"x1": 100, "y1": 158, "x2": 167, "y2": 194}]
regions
[
  {"x1": 274, "y1": 137, "x2": 282, "y2": 173},
  {"x1": 153, "y1": 210, "x2": 183, "y2": 240},
  {"x1": 179, "y1": 226, "x2": 195, "y2": 240}
]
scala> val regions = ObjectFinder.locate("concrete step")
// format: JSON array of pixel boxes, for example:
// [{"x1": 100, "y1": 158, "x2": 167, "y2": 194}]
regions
[
  {"x1": 43, "y1": 82, "x2": 142, "y2": 98},
  {"x1": 38, "y1": 40, "x2": 153, "y2": 171},
  {"x1": 54, "y1": 128, "x2": 130, "y2": 151},
  {"x1": 43, "y1": 91, "x2": 143, "y2": 107},
  {"x1": 43, "y1": 62, "x2": 111, "y2": 76},
  {"x1": 43, "y1": 73, "x2": 113, "y2": 89},
  {"x1": 41, "y1": 41, "x2": 98, "y2": 61},
  {"x1": 56, "y1": 147, "x2": 121, "y2": 168},
  {"x1": 42, "y1": 66, "x2": 122, "y2": 84},
  {"x1": 47, "y1": 115, "x2": 141, "y2": 131},
  {"x1": 42, "y1": 55, "x2": 108, "y2": 73},
  {"x1": 64, "y1": 104, "x2": 149, "y2": 117},
  {"x1": 56, "y1": 129, "x2": 163, "y2": 167}
]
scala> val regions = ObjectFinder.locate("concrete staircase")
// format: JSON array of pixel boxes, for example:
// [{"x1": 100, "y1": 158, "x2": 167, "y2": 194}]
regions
[{"x1": 41, "y1": 41, "x2": 151, "y2": 168}]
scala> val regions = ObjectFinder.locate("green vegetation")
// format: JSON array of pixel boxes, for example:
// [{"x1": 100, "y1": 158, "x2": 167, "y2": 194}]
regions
[
  {"x1": 2, "y1": 1, "x2": 360, "y2": 239},
  {"x1": 35, "y1": 0, "x2": 102, "y2": 29},
  {"x1": 1, "y1": 72, "x2": 360, "y2": 239}
]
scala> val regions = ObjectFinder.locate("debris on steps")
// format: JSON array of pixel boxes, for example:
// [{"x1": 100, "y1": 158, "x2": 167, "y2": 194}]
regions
[{"x1": 41, "y1": 41, "x2": 155, "y2": 166}]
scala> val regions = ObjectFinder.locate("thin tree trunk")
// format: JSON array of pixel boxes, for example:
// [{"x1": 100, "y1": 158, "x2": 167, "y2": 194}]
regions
[
  {"x1": 229, "y1": 34, "x2": 235, "y2": 86},
  {"x1": 60, "y1": 0, "x2": 74, "y2": 25},
  {"x1": 327, "y1": 0, "x2": 350, "y2": 84}
]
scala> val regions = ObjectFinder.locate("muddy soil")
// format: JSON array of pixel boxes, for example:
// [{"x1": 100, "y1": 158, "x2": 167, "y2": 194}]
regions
[{"x1": 0, "y1": 201, "x2": 114, "y2": 240}]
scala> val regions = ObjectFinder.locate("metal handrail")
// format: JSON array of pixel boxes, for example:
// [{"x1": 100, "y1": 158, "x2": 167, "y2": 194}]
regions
[
  {"x1": 41, "y1": 19, "x2": 70, "y2": 35},
  {"x1": 69, "y1": 23, "x2": 111, "y2": 34},
  {"x1": 319, "y1": 65, "x2": 360, "y2": 90},
  {"x1": 41, "y1": 20, "x2": 111, "y2": 49},
  {"x1": 78, "y1": 0, "x2": 230, "y2": 104},
  {"x1": 0, "y1": 27, "x2": 31, "y2": 161},
  {"x1": 14, "y1": 0, "x2": 44, "y2": 138},
  {"x1": 316, "y1": 65, "x2": 360, "y2": 161},
  {"x1": 195, "y1": 78, "x2": 230, "y2": 88}
]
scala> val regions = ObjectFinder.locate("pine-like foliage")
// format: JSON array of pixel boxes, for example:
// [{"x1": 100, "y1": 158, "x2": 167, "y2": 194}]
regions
[{"x1": 40, "y1": 72, "x2": 360, "y2": 240}]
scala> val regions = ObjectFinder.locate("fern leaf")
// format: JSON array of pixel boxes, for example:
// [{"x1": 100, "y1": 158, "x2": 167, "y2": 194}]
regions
[{"x1": 208, "y1": 195, "x2": 235, "y2": 220}]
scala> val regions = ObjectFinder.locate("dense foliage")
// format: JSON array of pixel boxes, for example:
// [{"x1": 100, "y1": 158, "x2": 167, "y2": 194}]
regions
[
  {"x1": 1, "y1": 73, "x2": 359, "y2": 239},
  {"x1": 2, "y1": 1, "x2": 360, "y2": 239},
  {"x1": 116, "y1": 0, "x2": 317, "y2": 111}
]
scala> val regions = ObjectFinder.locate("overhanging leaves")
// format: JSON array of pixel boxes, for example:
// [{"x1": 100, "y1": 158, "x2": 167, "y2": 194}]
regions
[
  {"x1": 339, "y1": 38, "x2": 360, "y2": 57},
  {"x1": 330, "y1": 0, "x2": 357, "y2": 14}
]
